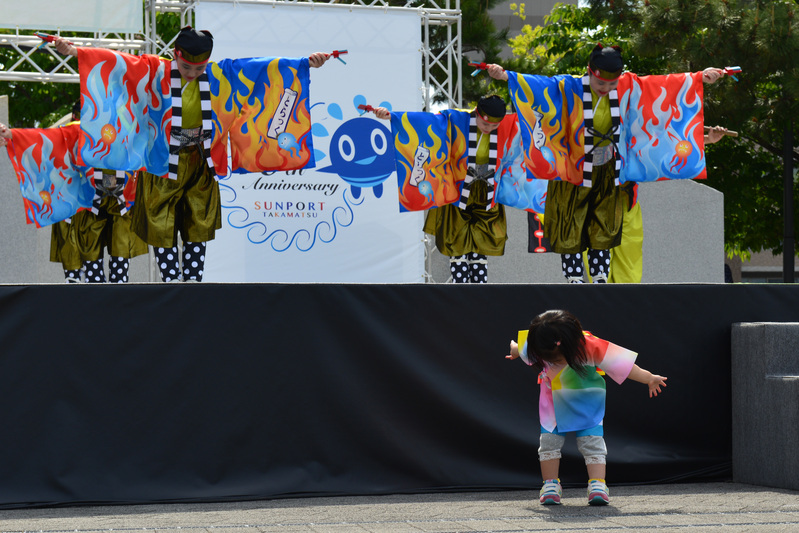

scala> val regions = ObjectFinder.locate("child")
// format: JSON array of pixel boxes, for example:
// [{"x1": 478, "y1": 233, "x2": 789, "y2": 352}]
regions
[{"x1": 506, "y1": 309, "x2": 667, "y2": 505}]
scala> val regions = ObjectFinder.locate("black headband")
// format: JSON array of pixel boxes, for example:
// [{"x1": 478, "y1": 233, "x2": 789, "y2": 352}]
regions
[
  {"x1": 588, "y1": 44, "x2": 623, "y2": 80},
  {"x1": 476, "y1": 95, "x2": 507, "y2": 122},
  {"x1": 174, "y1": 26, "x2": 214, "y2": 64}
]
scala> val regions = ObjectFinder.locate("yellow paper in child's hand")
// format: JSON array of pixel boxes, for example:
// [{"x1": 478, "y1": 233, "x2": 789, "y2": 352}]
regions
[{"x1": 517, "y1": 330, "x2": 528, "y2": 352}]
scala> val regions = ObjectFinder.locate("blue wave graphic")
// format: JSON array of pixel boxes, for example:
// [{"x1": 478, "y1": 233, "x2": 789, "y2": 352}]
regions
[{"x1": 219, "y1": 180, "x2": 363, "y2": 252}]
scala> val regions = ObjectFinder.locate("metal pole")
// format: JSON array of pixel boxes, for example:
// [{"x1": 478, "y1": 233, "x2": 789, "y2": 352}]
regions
[
  {"x1": 783, "y1": 118, "x2": 795, "y2": 283},
  {"x1": 446, "y1": 0, "x2": 453, "y2": 108},
  {"x1": 423, "y1": 11, "x2": 430, "y2": 110},
  {"x1": 455, "y1": 0, "x2": 462, "y2": 108}
]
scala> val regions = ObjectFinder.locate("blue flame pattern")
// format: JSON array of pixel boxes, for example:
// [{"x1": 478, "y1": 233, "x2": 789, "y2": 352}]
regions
[
  {"x1": 494, "y1": 127, "x2": 547, "y2": 213},
  {"x1": 8, "y1": 127, "x2": 94, "y2": 227},
  {"x1": 79, "y1": 50, "x2": 170, "y2": 175},
  {"x1": 619, "y1": 73, "x2": 706, "y2": 182}
]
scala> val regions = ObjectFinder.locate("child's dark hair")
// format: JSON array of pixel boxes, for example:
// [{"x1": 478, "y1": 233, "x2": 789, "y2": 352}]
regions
[{"x1": 528, "y1": 309, "x2": 588, "y2": 375}]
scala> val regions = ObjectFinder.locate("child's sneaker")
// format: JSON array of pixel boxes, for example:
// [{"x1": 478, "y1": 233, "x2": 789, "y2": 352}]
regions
[
  {"x1": 539, "y1": 478, "x2": 562, "y2": 505},
  {"x1": 587, "y1": 478, "x2": 609, "y2": 505}
]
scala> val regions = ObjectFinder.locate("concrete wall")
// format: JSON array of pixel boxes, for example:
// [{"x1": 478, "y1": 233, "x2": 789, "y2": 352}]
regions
[
  {"x1": 0, "y1": 96, "x2": 153, "y2": 283},
  {"x1": 731, "y1": 322, "x2": 799, "y2": 491},
  {"x1": 0, "y1": 95, "x2": 52, "y2": 283}
]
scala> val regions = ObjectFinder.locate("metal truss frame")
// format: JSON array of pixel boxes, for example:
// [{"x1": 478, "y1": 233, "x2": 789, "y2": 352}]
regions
[
  {"x1": 0, "y1": 0, "x2": 460, "y2": 282},
  {"x1": 0, "y1": 0, "x2": 461, "y2": 107},
  {"x1": 0, "y1": 32, "x2": 146, "y2": 83}
]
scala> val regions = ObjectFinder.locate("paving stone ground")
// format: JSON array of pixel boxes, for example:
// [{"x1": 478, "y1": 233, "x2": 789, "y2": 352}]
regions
[{"x1": 1, "y1": 482, "x2": 798, "y2": 533}]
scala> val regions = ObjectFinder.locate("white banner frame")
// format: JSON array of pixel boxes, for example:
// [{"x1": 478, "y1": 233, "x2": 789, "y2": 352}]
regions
[
  {"x1": 1, "y1": 0, "x2": 141, "y2": 33},
  {"x1": 198, "y1": 2, "x2": 426, "y2": 282}
]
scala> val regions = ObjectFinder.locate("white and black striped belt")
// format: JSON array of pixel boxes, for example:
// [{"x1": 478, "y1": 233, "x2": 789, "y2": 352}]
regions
[{"x1": 170, "y1": 127, "x2": 210, "y2": 154}]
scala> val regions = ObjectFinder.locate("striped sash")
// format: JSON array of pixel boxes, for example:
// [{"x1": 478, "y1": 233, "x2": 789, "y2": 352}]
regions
[
  {"x1": 458, "y1": 116, "x2": 497, "y2": 210},
  {"x1": 581, "y1": 75, "x2": 621, "y2": 187},
  {"x1": 169, "y1": 61, "x2": 215, "y2": 180}
]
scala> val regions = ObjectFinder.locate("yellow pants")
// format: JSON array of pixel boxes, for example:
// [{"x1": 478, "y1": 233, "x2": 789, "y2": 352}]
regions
[{"x1": 608, "y1": 202, "x2": 643, "y2": 283}]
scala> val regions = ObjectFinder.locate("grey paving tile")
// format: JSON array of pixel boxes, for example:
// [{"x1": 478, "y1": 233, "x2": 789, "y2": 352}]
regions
[{"x1": 0, "y1": 483, "x2": 797, "y2": 533}]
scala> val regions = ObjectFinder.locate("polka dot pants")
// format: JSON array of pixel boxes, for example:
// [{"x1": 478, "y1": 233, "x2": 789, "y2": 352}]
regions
[
  {"x1": 561, "y1": 253, "x2": 585, "y2": 283},
  {"x1": 182, "y1": 242, "x2": 206, "y2": 282},
  {"x1": 76, "y1": 257, "x2": 131, "y2": 283},
  {"x1": 64, "y1": 269, "x2": 82, "y2": 283},
  {"x1": 450, "y1": 253, "x2": 488, "y2": 284},
  {"x1": 561, "y1": 250, "x2": 610, "y2": 283},
  {"x1": 154, "y1": 246, "x2": 181, "y2": 282},
  {"x1": 83, "y1": 259, "x2": 106, "y2": 283},
  {"x1": 587, "y1": 249, "x2": 610, "y2": 282},
  {"x1": 154, "y1": 242, "x2": 206, "y2": 282},
  {"x1": 108, "y1": 257, "x2": 130, "y2": 283}
]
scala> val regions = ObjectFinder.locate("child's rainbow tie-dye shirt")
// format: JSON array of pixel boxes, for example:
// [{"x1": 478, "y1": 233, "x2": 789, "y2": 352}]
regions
[{"x1": 520, "y1": 331, "x2": 637, "y2": 433}]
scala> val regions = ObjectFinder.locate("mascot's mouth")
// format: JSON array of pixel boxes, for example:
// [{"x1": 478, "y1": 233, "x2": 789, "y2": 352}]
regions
[{"x1": 339, "y1": 172, "x2": 392, "y2": 183}]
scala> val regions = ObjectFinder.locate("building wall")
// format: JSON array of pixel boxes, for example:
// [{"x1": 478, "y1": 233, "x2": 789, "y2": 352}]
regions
[{"x1": 727, "y1": 252, "x2": 799, "y2": 284}]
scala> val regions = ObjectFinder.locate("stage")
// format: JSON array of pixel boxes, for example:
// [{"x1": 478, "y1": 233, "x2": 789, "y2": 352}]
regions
[{"x1": 0, "y1": 282, "x2": 796, "y2": 509}]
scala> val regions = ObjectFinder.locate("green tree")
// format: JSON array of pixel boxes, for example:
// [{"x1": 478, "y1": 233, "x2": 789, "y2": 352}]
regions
[{"x1": 466, "y1": 3, "x2": 667, "y2": 106}]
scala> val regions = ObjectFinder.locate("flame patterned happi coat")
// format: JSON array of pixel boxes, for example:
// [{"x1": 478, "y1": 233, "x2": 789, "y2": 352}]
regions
[{"x1": 76, "y1": 48, "x2": 314, "y2": 178}]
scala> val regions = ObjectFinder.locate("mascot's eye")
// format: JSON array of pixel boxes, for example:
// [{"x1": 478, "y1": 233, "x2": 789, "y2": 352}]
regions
[
  {"x1": 338, "y1": 135, "x2": 355, "y2": 162},
  {"x1": 371, "y1": 128, "x2": 387, "y2": 155}
]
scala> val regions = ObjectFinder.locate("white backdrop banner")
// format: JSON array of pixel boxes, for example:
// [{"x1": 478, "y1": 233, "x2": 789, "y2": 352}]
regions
[
  {"x1": 2, "y1": 0, "x2": 141, "y2": 33},
  {"x1": 198, "y1": 2, "x2": 425, "y2": 282}
]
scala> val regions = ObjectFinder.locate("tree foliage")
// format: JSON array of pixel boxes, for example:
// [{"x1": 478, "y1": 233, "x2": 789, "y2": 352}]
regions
[{"x1": 458, "y1": 0, "x2": 509, "y2": 106}]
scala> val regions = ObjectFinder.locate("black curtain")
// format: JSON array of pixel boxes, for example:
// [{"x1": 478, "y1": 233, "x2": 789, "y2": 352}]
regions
[{"x1": 0, "y1": 283, "x2": 796, "y2": 509}]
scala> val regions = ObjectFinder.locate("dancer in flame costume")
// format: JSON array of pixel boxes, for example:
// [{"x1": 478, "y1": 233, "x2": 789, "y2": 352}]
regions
[
  {"x1": 375, "y1": 95, "x2": 525, "y2": 283},
  {"x1": 487, "y1": 44, "x2": 725, "y2": 283},
  {"x1": 55, "y1": 27, "x2": 331, "y2": 281}
]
